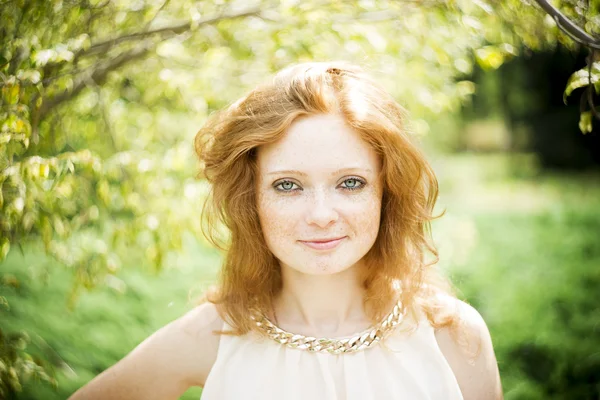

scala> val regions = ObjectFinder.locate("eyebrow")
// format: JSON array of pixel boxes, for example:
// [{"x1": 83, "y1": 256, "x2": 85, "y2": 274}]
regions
[{"x1": 266, "y1": 167, "x2": 373, "y2": 177}]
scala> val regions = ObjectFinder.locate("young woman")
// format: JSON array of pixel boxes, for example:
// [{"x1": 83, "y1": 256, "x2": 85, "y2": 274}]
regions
[{"x1": 70, "y1": 61, "x2": 503, "y2": 399}]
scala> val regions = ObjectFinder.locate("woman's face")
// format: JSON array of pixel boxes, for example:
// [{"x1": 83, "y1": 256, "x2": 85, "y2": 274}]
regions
[{"x1": 255, "y1": 113, "x2": 383, "y2": 276}]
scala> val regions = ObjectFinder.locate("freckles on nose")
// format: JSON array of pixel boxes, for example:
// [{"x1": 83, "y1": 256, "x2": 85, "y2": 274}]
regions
[
  {"x1": 305, "y1": 209, "x2": 338, "y2": 226},
  {"x1": 302, "y1": 193, "x2": 337, "y2": 224}
]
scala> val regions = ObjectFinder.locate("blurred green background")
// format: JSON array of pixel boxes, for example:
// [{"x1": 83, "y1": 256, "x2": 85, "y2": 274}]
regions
[{"x1": 1, "y1": 1, "x2": 599, "y2": 399}]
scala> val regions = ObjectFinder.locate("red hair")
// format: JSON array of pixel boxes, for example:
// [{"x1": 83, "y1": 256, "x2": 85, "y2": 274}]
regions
[{"x1": 194, "y1": 61, "x2": 461, "y2": 337}]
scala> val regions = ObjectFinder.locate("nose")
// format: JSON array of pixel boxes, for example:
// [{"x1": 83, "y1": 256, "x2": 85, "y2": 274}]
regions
[{"x1": 304, "y1": 190, "x2": 339, "y2": 228}]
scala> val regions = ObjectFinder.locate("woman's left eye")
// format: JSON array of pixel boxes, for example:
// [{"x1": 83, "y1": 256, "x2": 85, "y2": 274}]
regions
[
  {"x1": 340, "y1": 178, "x2": 365, "y2": 191},
  {"x1": 274, "y1": 180, "x2": 300, "y2": 192}
]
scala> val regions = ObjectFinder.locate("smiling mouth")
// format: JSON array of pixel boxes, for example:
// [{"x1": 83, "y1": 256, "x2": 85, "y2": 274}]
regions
[{"x1": 298, "y1": 237, "x2": 346, "y2": 250}]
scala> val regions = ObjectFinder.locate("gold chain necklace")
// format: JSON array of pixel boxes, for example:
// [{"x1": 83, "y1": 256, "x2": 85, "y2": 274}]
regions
[{"x1": 250, "y1": 300, "x2": 406, "y2": 355}]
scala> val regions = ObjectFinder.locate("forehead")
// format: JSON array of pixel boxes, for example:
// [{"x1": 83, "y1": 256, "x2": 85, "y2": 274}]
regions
[{"x1": 256, "y1": 114, "x2": 380, "y2": 174}]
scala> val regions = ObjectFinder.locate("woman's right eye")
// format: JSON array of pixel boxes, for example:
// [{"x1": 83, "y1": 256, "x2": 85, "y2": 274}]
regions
[{"x1": 274, "y1": 180, "x2": 300, "y2": 192}]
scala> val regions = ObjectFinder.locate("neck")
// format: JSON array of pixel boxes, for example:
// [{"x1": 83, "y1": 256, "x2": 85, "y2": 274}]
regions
[{"x1": 272, "y1": 262, "x2": 369, "y2": 337}]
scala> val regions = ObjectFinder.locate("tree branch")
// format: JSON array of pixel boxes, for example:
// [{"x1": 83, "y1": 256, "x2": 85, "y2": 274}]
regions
[
  {"x1": 34, "y1": 5, "x2": 274, "y2": 122},
  {"x1": 80, "y1": 0, "x2": 111, "y2": 10},
  {"x1": 75, "y1": 6, "x2": 263, "y2": 59},
  {"x1": 38, "y1": 40, "x2": 155, "y2": 120},
  {"x1": 533, "y1": 0, "x2": 600, "y2": 49},
  {"x1": 143, "y1": 0, "x2": 171, "y2": 32}
]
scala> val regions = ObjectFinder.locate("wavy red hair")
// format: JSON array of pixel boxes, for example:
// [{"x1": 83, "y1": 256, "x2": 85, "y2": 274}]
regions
[{"x1": 194, "y1": 61, "x2": 461, "y2": 337}]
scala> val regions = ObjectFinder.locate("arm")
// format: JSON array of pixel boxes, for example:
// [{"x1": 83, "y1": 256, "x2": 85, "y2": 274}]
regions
[
  {"x1": 69, "y1": 302, "x2": 223, "y2": 400},
  {"x1": 435, "y1": 299, "x2": 503, "y2": 400}
]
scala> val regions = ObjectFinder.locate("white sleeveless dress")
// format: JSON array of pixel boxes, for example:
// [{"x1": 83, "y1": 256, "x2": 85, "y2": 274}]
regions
[{"x1": 200, "y1": 310, "x2": 464, "y2": 400}]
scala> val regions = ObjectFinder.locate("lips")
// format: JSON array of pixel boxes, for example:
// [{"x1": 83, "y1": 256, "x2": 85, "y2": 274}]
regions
[{"x1": 299, "y1": 236, "x2": 346, "y2": 250}]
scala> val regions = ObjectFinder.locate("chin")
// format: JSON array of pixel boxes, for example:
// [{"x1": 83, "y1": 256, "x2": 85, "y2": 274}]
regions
[
  {"x1": 303, "y1": 266, "x2": 348, "y2": 275},
  {"x1": 288, "y1": 257, "x2": 360, "y2": 276}
]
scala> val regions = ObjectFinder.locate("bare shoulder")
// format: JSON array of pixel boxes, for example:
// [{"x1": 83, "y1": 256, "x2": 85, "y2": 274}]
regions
[
  {"x1": 69, "y1": 302, "x2": 224, "y2": 400},
  {"x1": 171, "y1": 301, "x2": 225, "y2": 385},
  {"x1": 434, "y1": 297, "x2": 504, "y2": 400}
]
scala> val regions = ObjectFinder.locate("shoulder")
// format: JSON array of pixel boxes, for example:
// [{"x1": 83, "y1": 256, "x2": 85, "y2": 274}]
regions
[
  {"x1": 168, "y1": 301, "x2": 225, "y2": 386},
  {"x1": 434, "y1": 298, "x2": 503, "y2": 400},
  {"x1": 69, "y1": 302, "x2": 224, "y2": 399},
  {"x1": 130, "y1": 301, "x2": 224, "y2": 388}
]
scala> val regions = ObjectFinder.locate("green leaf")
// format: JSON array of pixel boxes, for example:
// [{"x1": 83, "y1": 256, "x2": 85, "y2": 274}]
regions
[
  {"x1": 1, "y1": 83, "x2": 20, "y2": 105},
  {"x1": 0, "y1": 296, "x2": 9, "y2": 311},
  {"x1": 564, "y1": 65, "x2": 600, "y2": 103},
  {"x1": 475, "y1": 46, "x2": 506, "y2": 70},
  {"x1": 41, "y1": 216, "x2": 52, "y2": 252},
  {"x1": 578, "y1": 111, "x2": 593, "y2": 134},
  {"x1": 0, "y1": 238, "x2": 10, "y2": 262}
]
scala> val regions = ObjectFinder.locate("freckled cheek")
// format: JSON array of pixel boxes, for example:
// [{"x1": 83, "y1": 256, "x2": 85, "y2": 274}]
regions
[
  {"x1": 257, "y1": 195, "x2": 302, "y2": 246},
  {"x1": 343, "y1": 190, "x2": 382, "y2": 239},
  {"x1": 353, "y1": 201, "x2": 382, "y2": 237}
]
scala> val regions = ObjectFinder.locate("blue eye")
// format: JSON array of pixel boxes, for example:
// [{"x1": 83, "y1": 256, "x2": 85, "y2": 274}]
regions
[
  {"x1": 274, "y1": 180, "x2": 300, "y2": 192},
  {"x1": 340, "y1": 177, "x2": 365, "y2": 191}
]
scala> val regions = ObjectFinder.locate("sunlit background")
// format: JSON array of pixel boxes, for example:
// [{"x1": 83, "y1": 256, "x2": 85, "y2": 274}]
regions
[{"x1": 1, "y1": 0, "x2": 599, "y2": 399}]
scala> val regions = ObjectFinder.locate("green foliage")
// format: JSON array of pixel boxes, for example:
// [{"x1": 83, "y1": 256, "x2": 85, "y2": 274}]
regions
[
  {"x1": 530, "y1": 0, "x2": 600, "y2": 133},
  {"x1": 579, "y1": 110, "x2": 594, "y2": 133},
  {"x1": 0, "y1": 329, "x2": 57, "y2": 399},
  {"x1": 463, "y1": 210, "x2": 600, "y2": 399},
  {"x1": 432, "y1": 154, "x2": 600, "y2": 399},
  {"x1": 0, "y1": 232, "x2": 220, "y2": 399},
  {"x1": 563, "y1": 63, "x2": 600, "y2": 102},
  {"x1": 564, "y1": 62, "x2": 600, "y2": 133}
]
